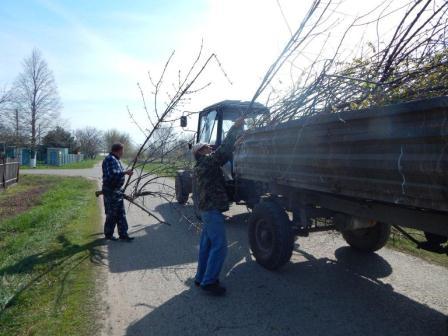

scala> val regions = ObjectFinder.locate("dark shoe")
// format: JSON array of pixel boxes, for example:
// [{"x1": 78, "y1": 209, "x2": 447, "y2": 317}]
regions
[
  {"x1": 105, "y1": 235, "x2": 118, "y2": 241},
  {"x1": 195, "y1": 279, "x2": 218, "y2": 287},
  {"x1": 201, "y1": 282, "x2": 226, "y2": 296},
  {"x1": 119, "y1": 235, "x2": 134, "y2": 242}
]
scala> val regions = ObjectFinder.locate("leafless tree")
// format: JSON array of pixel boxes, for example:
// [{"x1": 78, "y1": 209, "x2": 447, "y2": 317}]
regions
[
  {"x1": 114, "y1": 0, "x2": 448, "y2": 226},
  {"x1": 75, "y1": 127, "x2": 103, "y2": 159},
  {"x1": 103, "y1": 129, "x2": 133, "y2": 156},
  {"x1": 0, "y1": 87, "x2": 10, "y2": 108},
  {"x1": 0, "y1": 87, "x2": 11, "y2": 134},
  {"x1": 13, "y1": 48, "x2": 61, "y2": 153},
  {"x1": 0, "y1": 87, "x2": 27, "y2": 146},
  {"x1": 104, "y1": 43, "x2": 231, "y2": 224},
  {"x1": 149, "y1": 126, "x2": 176, "y2": 163},
  {"x1": 171, "y1": 132, "x2": 195, "y2": 161},
  {"x1": 247, "y1": 0, "x2": 448, "y2": 126}
]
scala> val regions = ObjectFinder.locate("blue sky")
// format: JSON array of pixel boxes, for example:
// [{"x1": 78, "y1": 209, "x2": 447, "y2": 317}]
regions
[
  {"x1": 1, "y1": 0, "x2": 380, "y2": 141},
  {"x1": 1, "y1": 0, "x2": 213, "y2": 138}
]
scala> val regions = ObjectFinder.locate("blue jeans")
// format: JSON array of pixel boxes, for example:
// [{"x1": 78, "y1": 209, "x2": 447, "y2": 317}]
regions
[{"x1": 195, "y1": 209, "x2": 227, "y2": 286}]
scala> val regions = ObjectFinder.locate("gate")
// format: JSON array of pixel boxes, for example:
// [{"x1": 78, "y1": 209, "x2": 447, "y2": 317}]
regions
[{"x1": 0, "y1": 158, "x2": 20, "y2": 189}]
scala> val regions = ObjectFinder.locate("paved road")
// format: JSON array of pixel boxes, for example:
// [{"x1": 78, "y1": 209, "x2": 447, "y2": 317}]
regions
[
  {"x1": 21, "y1": 166, "x2": 102, "y2": 180},
  {"x1": 22, "y1": 167, "x2": 448, "y2": 335}
]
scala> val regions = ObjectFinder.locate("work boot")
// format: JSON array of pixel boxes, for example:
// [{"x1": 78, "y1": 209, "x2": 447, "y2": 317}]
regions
[
  {"x1": 195, "y1": 279, "x2": 219, "y2": 287},
  {"x1": 201, "y1": 282, "x2": 226, "y2": 296},
  {"x1": 119, "y1": 235, "x2": 134, "y2": 242},
  {"x1": 105, "y1": 235, "x2": 118, "y2": 241}
]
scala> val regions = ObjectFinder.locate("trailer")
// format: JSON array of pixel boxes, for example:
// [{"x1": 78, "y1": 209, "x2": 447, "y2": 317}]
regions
[{"x1": 176, "y1": 97, "x2": 448, "y2": 270}]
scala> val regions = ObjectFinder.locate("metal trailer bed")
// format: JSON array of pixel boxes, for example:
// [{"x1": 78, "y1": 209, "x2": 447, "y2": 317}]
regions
[{"x1": 234, "y1": 96, "x2": 448, "y2": 237}]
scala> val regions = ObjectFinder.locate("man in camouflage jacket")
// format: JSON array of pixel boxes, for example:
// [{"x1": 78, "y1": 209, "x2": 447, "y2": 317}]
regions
[{"x1": 193, "y1": 116, "x2": 244, "y2": 296}]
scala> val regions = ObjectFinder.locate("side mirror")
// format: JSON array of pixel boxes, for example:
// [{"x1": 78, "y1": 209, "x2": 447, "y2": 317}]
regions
[{"x1": 180, "y1": 116, "x2": 187, "y2": 128}]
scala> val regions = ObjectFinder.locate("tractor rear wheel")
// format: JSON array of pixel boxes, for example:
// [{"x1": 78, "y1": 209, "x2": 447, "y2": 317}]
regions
[{"x1": 248, "y1": 200, "x2": 295, "y2": 270}]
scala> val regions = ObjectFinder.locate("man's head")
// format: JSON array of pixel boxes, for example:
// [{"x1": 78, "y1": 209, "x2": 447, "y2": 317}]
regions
[
  {"x1": 111, "y1": 143, "x2": 124, "y2": 158},
  {"x1": 192, "y1": 142, "x2": 212, "y2": 159}
]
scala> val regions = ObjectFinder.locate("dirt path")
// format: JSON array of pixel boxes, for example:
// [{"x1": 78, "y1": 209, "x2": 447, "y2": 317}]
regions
[{"x1": 22, "y1": 167, "x2": 448, "y2": 335}]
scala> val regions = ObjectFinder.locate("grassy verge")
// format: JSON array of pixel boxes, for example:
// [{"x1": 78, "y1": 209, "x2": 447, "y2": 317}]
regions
[
  {"x1": 130, "y1": 160, "x2": 191, "y2": 178},
  {"x1": 140, "y1": 162, "x2": 179, "y2": 177},
  {"x1": 123, "y1": 160, "x2": 186, "y2": 179},
  {"x1": 21, "y1": 158, "x2": 102, "y2": 170},
  {"x1": 387, "y1": 227, "x2": 448, "y2": 268},
  {"x1": 0, "y1": 175, "x2": 102, "y2": 336}
]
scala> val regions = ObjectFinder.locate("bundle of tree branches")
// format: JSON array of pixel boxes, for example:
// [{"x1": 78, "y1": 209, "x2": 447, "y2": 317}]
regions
[
  {"x1": 120, "y1": 43, "x2": 230, "y2": 224},
  {"x1": 251, "y1": 0, "x2": 448, "y2": 125}
]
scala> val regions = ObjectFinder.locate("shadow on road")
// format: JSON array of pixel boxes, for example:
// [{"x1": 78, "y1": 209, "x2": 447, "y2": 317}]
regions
[
  {"x1": 125, "y1": 246, "x2": 446, "y2": 336},
  {"x1": 107, "y1": 203, "x2": 250, "y2": 274},
  {"x1": 108, "y1": 201, "x2": 447, "y2": 336},
  {"x1": 125, "y1": 247, "x2": 446, "y2": 336}
]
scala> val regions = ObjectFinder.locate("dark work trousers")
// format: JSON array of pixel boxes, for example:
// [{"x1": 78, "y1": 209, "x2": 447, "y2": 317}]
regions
[{"x1": 103, "y1": 189, "x2": 129, "y2": 237}]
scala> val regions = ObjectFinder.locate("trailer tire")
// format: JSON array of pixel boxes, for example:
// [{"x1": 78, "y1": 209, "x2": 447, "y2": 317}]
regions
[
  {"x1": 342, "y1": 222, "x2": 391, "y2": 252},
  {"x1": 175, "y1": 171, "x2": 191, "y2": 205},
  {"x1": 424, "y1": 231, "x2": 447, "y2": 246},
  {"x1": 248, "y1": 201, "x2": 294, "y2": 270}
]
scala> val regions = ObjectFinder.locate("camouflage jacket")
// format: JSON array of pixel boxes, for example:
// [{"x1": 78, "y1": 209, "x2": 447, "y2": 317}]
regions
[{"x1": 194, "y1": 124, "x2": 243, "y2": 212}]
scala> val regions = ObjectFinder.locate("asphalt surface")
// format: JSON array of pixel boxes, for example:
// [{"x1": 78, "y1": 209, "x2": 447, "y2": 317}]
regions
[
  {"x1": 21, "y1": 167, "x2": 448, "y2": 336},
  {"x1": 21, "y1": 165, "x2": 102, "y2": 179}
]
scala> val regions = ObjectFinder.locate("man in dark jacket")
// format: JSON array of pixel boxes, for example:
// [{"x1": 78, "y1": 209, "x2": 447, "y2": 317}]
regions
[
  {"x1": 193, "y1": 116, "x2": 244, "y2": 296},
  {"x1": 102, "y1": 143, "x2": 134, "y2": 241}
]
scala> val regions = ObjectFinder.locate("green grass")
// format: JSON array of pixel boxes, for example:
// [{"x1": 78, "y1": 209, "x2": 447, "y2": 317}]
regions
[
  {"x1": 21, "y1": 158, "x2": 102, "y2": 170},
  {"x1": 0, "y1": 176, "x2": 47, "y2": 202},
  {"x1": 130, "y1": 160, "x2": 191, "y2": 178},
  {"x1": 123, "y1": 160, "x2": 185, "y2": 178},
  {"x1": 387, "y1": 228, "x2": 448, "y2": 268},
  {"x1": 0, "y1": 175, "x2": 102, "y2": 336},
  {"x1": 140, "y1": 162, "x2": 180, "y2": 177}
]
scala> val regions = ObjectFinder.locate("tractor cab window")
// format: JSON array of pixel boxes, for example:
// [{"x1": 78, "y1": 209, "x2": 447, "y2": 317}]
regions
[
  {"x1": 221, "y1": 110, "x2": 249, "y2": 140},
  {"x1": 199, "y1": 110, "x2": 218, "y2": 145},
  {"x1": 221, "y1": 117, "x2": 235, "y2": 141}
]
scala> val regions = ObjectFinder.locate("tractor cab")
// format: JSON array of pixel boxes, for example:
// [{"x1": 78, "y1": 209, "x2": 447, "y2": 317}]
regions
[
  {"x1": 175, "y1": 100, "x2": 268, "y2": 212},
  {"x1": 196, "y1": 100, "x2": 268, "y2": 148}
]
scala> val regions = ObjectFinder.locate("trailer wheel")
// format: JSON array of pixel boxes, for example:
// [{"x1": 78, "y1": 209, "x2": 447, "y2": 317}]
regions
[
  {"x1": 342, "y1": 222, "x2": 391, "y2": 252},
  {"x1": 424, "y1": 232, "x2": 447, "y2": 246},
  {"x1": 248, "y1": 201, "x2": 294, "y2": 270},
  {"x1": 175, "y1": 171, "x2": 191, "y2": 205}
]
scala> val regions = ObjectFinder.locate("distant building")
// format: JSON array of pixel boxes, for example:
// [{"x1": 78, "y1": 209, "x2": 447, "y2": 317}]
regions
[{"x1": 46, "y1": 147, "x2": 84, "y2": 166}]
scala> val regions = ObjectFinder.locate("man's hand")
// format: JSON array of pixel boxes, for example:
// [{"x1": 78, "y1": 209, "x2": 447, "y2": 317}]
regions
[
  {"x1": 235, "y1": 135, "x2": 246, "y2": 146},
  {"x1": 125, "y1": 169, "x2": 134, "y2": 176},
  {"x1": 234, "y1": 116, "x2": 245, "y2": 128}
]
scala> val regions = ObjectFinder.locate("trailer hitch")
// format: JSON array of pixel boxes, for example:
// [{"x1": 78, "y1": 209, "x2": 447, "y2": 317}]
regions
[
  {"x1": 392, "y1": 224, "x2": 448, "y2": 254},
  {"x1": 294, "y1": 225, "x2": 336, "y2": 237},
  {"x1": 391, "y1": 225, "x2": 421, "y2": 246}
]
